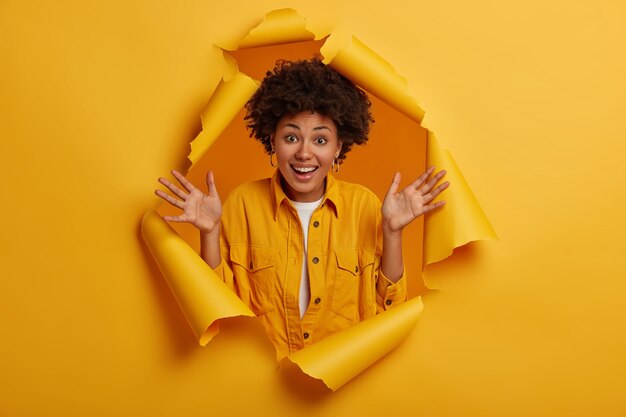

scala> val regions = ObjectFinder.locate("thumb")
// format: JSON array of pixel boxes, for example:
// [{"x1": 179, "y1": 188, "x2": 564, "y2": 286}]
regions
[
  {"x1": 386, "y1": 172, "x2": 401, "y2": 196},
  {"x1": 206, "y1": 171, "x2": 219, "y2": 197}
]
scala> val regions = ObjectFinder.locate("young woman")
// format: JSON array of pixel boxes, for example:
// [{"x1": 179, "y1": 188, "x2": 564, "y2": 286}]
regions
[{"x1": 156, "y1": 58, "x2": 448, "y2": 359}]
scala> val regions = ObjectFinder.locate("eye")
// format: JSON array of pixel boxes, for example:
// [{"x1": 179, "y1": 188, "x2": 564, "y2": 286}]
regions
[
  {"x1": 284, "y1": 134, "x2": 298, "y2": 143},
  {"x1": 314, "y1": 137, "x2": 328, "y2": 145}
]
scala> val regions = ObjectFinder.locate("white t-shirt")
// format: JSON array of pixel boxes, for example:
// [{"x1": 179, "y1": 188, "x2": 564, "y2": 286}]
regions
[{"x1": 290, "y1": 197, "x2": 323, "y2": 319}]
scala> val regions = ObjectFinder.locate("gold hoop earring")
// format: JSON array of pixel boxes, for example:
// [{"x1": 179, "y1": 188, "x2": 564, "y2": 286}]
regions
[
  {"x1": 332, "y1": 157, "x2": 340, "y2": 173},
  {"x1": 269, "y1": 149, "x2": 277, "y2": 167}
]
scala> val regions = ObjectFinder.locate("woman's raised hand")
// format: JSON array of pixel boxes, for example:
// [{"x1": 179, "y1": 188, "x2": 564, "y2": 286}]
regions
[
  {"x1": 155, "y1": 170, "x2": 222, "y2": 236},
  {"x1": 382, "y1": 166, "x2": 449, "y2": 234}
]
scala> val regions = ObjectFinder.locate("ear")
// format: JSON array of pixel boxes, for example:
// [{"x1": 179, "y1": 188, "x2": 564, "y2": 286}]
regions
[
  {"x1": 336, "y1": 140, "x2": 343, "y2": 158},
  {"x1": 269, "y1": 134, "x2": 275, "y2": 150}
]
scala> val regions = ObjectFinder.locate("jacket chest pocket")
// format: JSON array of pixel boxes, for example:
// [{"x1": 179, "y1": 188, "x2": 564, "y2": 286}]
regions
[
  {"x1": 330, "y1": 248, "x2": 375, "y2": 321},
  {"x1": 230, "y1": 246, "x2": 277, "y2": 316}
]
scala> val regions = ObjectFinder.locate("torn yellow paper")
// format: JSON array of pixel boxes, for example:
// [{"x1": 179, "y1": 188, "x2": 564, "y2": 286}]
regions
[
  {"x1": 236, "y1": 9, "x2": 315, "y2": 50},
  {"x1": 320, "y1": 30, "x2": 495, "y2": 263},
  {"x1": 142, "y1": 7, "x2": 496, "y2": 390},
  {"x1": 188, "y1": 71, "x2": 259, "y2": 166},
  {"x1": 321, "y1": 32, "x2": 425, "y2": 123},
  {"x1": 141, "y1": 210, "x2": 254, "y2": 345},
  {"x1": 424, "y1": 132, "x2": 498, "y2": 264},
  {"x1": 284, "y1": 297, "x2": 424, "y2": 391}
]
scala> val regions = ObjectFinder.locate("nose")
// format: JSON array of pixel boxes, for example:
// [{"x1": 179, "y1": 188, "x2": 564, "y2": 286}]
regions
[{"x1": 295, "y1": 141, "x2": 312, "y2": 160}]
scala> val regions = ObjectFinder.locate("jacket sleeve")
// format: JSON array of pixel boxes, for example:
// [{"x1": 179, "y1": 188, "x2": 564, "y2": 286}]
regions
[
  {"x1": 210, "y1": 194, "x2": 236, "y2": 293},
  {"x1": 373, "y1": 197, "x2": 408, "y2": 314},
  {"x1": 375, "y1": 266, "x2": 407, "y2": 314},
  {"x1": 211, "y1": 242, "x2": 235, "y2": 292}
]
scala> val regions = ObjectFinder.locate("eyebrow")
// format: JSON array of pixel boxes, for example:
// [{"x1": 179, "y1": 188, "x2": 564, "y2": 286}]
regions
[{"x1": 283, "y1": 123, "x2": 333, "y2": 132}]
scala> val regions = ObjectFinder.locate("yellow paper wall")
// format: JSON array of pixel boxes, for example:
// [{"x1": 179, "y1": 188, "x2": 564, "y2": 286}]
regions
[{"x1": 1, "y1": 1, "x2": 625, "y2": 416}]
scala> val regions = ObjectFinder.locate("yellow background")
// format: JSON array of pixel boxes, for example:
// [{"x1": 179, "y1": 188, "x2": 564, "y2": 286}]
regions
[{"x1": 1, "y1": 1, "x2": 625, "y2": 416}]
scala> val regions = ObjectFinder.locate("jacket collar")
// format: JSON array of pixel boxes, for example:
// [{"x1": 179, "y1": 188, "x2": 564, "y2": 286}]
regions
[{"x1": 271, "y1": 169, "x2": 340, "y2": 221}]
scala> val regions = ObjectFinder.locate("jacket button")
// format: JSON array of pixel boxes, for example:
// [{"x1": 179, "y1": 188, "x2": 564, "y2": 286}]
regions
[
  {"x1": 355, "y1": 266, "x2": 359, "y2": 273},
  {"x1": 314, "y1": 297, "x2": 321, "y2": 304},
  {"x1": 249, "y1": 262, "x2": 254, "y2": 269},
  {"x1": 313, "y1": 221, "x2": 320, "y2": 228},
  {"x1": 385, "y1": 299, "x2": 392, "y2": 306},
  {"x1": 312, "y1": 257, "x2": 319, "y2": 264},
  {"x1": 303, "y1": 332, "x2": 309, "y2": 339}
]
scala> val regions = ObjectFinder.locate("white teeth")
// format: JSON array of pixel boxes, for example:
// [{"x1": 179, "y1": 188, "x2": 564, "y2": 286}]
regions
[{"x1": 293, "y1": 166, "x2": 316, "y2": 173}]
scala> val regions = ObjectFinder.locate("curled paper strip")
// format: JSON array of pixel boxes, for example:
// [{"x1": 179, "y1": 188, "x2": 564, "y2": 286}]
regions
[
  {"x1": 141, "y1": 210, "x2": 254, "y2": 345},
  {"x1": 188, "y1": 71, "x2": 259, "y2": 166},
  {"x1": 321, "y1": 32, "x2": 425, "y2": 123},
  {"x1": 143, "y1": 8, "x2": 495, "y2": 390},
  {"x1": 283, "y1": 297, "x2": 424, "y2": 390},
  {"x1": 235, "y1": 8, "x2": 315, "y2": 50},
  {"x1": 424, "y1": 132, "x2": 497, "y2": 264}
]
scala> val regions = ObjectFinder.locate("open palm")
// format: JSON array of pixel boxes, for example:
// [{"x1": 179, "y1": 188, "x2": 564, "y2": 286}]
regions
[
  {"x1": 155, "y1": 170, "x2": 222, "y2": 235},
  {"x1": 382, "y1": 167, "x2": 449, "y2": 233}
]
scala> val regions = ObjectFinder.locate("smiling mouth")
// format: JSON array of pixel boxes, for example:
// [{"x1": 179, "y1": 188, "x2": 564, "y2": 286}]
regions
[
  {"x1": 290, "y1": 165, "x2": 319, "y2": 178},
  {"x1": 291, "y1": 165, "x2": 317, "y2": 173}
]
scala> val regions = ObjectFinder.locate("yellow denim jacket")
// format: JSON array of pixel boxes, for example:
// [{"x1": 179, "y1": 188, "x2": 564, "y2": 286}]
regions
[{"x1": 214, "y1": 170, "x2": 407, "y2": 359}]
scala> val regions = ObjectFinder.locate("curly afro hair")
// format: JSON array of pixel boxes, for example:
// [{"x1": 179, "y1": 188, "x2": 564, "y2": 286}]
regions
[{"x1": 244, "y1": 58, "x2": 372, "y2": 163}]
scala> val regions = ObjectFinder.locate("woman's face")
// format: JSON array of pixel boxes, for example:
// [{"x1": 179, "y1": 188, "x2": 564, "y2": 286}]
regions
[{"x1": 271, "y1": 111, "x2": 342, "y2": 202}]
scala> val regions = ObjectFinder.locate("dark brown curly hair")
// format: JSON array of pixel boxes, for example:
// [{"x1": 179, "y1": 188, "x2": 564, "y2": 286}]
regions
[{"x1": 244, "y1": 58, "x2": 372, "y2": 163}]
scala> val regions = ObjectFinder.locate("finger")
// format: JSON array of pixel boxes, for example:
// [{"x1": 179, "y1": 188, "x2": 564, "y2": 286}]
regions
[
  {"x1": 158, "y1": 177, "x2": 188, "y2": 200},
  {"x1": 386, "y1": 172, "x2": 401, "y2": 195},
  {"x1": 422, "y1": 200, "x2": 446, "y2": 214},
  {"x1": 163, "y1": 214, "x2": 189, "y2": 223},
  {"x1": 420, "y1": 170, "x2": 447, "y2": 195},
  {"x1": 206, "y1": 171, "x2": 220, "y2": 197},
  {"x1": 423, "y1": 181, "x2": 450, "y2": 202},
  {"x1": 171, "y1": 170, "x2": 197, "y2": 193},
  {"x1": 409, "y1": 166, "x2": 436, "y2": 189},
  {"x1": 155, "y1": 189, "x2": 186, "y2": 209}
]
